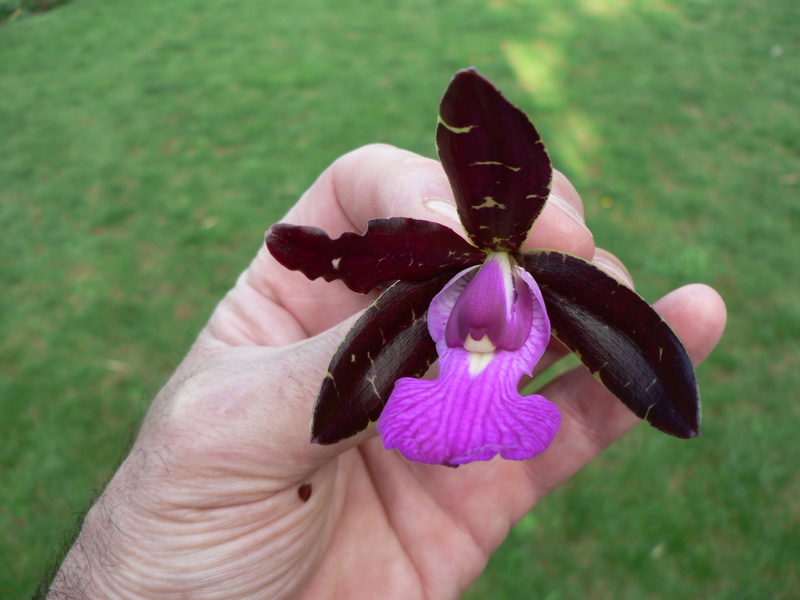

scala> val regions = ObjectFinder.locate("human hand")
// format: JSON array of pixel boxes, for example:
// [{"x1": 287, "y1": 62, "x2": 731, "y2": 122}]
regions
[{"x1": 49, "y1": 144, "x2": 726, "y2": 600}]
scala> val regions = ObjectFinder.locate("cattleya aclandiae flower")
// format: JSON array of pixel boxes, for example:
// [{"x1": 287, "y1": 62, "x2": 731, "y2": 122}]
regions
[{"x1": 267, "y1": 68, "x2": 700, "y2": 467}]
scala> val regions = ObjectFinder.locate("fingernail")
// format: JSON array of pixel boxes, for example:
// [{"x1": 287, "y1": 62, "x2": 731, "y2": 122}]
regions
[
  {"x1": 423, "y1": 197, "x2": 460, "y2": 223},
  {"x1": 593, "y1": 252, "x2": 635, "y2": 289},
  {"x1": 548, "y1": 192, "x2": 585, "y2": 225}
]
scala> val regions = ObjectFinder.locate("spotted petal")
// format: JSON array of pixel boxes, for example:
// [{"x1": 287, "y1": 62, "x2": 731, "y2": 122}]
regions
[
  {"x1": 522, "y1": 250, "x2": 700, "y2": 438},
  {"x1": 267, "y1": 218, "x2": 485, "y2": 294},
  {"x1": 437, "y1": 68, "x2": 552, "y2": 252},
  {"x1": 311, "y1": 273, "x2": 455, "y2": 444},
  {"x1": 377, "y1": 265, "x2": 559, "y2": 466}
]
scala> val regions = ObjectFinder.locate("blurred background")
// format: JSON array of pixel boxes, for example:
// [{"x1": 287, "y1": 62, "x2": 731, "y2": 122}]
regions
[{"x1": 2, "y1": 0, "x2": 798, "y2": 597}]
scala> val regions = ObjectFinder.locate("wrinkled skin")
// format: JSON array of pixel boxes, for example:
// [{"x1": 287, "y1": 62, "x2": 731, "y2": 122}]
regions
[{"x1": 50, "y1": 145, "x2": 727, "y2": 600}]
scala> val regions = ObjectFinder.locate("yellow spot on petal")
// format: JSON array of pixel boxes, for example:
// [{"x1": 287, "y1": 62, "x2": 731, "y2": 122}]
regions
[
  {"x1": 438, "y1": 116, "x2": 476, "y2": 134},
  {"x1": 471, "y1": 161, "x2": 520, "y2": 172},
  {"x1": 474, "y1": 196, "x2": 505, "y2": 209},
  {"x1": 366, "y1": 374, "x2": 381, "y2": 398}
]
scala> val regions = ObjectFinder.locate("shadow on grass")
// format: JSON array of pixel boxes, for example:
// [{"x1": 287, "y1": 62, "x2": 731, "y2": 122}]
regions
[{"x1": 1, "y1": 0, "x2": 73, "y2": 23}]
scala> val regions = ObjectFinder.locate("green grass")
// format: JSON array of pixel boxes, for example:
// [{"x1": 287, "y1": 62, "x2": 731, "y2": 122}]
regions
[
  {"x1": 0, "y1": 0, "x2": 73, "y2": 22},
  {"x1": 2, "y1": 0, "x2": 798, "y2": 597}
]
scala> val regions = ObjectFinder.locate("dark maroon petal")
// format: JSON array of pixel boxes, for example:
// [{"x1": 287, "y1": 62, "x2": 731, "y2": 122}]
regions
[
  {"x1": 311, "y1": 273, "x2": 453, "y2": 444},
  {"x1": 266, "y1": 218, "x2": 485, "y2": 294},
  {"x1": 436, "y1": 68, "x2": 552, "y2": 252},
  {"x1": 521, "y1": 251, "x2": 700, "y2": 438}
]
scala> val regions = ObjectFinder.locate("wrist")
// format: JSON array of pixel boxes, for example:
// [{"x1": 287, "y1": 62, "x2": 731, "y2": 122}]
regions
[
  {"x1": 47, "y1": 459, "x2": 162, "y2": 600},
  {"x1": 46, "y1": 440, "x2": 324, "y2": 600}
]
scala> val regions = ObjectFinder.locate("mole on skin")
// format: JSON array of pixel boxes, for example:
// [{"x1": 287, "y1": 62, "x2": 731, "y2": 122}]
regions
[{"x1": 298, "y1": 483, "x2": 312, "y2": 502}]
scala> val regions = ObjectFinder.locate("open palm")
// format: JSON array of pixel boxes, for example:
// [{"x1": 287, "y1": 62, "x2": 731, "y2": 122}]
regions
[{"x1": 51, "y1": 146, "x2": 725, "y2": 600}]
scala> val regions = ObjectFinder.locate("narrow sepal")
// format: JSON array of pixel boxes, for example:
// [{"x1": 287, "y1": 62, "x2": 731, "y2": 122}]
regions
[
  {"x1": 436, "y1": 68, "x2": 552, "y2": 252},
  {"x1": 311, "y1": 273, "x2": 454, "y2": 444},
  {"x1": 521, "y1": 250, "x2": 701, "y2": 438},
  {"x1": 266, "y1": 218, "x2": 485, "y2": 293}
]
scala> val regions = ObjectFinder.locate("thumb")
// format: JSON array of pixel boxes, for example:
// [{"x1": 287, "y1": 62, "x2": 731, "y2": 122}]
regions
[
  {"x1": 276, "y1": 311, "x2": 383, "y2": 468},
  {"x1": 152, "y1": 310, "x2": 378, "y2": 480}
]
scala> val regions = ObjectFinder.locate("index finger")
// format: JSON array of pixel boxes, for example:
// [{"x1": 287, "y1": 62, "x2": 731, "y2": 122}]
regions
[{"x1": 210, "y1": 144, "x2": 594, "y2": 346}]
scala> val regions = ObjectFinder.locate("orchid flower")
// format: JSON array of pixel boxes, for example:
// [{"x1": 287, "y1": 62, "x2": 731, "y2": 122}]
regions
[{"x1": 266, "y1": 68, "x2": 699, "y2": 467}]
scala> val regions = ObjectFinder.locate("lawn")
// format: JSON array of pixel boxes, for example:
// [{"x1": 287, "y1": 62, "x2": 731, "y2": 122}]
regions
[{"x1": 2, "y1": 0, "x2": 798, "y2": 597}]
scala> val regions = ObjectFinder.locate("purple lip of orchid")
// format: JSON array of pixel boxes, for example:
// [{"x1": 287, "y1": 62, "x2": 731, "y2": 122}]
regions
[
  {"x1": 378, "y1": 253, "x2": 559, "y2": 466},
  {"x1": 266, "y1": 68, "x2": 701, "y2": 467}
]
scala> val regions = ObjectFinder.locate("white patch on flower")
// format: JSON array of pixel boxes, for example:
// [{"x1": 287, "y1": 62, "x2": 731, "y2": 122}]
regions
[
  {"x1": 331, "y1": 257, "x2": 342, "y2": 269},
  {"x1": 468, "y1": 351, "x2": 495, "y2": 376},
  {"x1": 464, "y1": 333, "x2": 496, "y2": 353}
]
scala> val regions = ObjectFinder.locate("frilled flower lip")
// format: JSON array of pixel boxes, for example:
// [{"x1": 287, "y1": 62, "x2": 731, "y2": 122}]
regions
[
  {"x1": 378, "y1": 261, "x2": 560, "y2": 466},
  {"x1": 265, "y1": 68, "x2": 701, "y2": 463}
]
